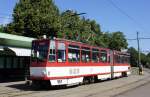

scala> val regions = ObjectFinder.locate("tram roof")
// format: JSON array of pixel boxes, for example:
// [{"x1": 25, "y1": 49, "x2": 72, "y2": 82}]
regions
[{"x1": 0, "y1": 32, "x2": 35, "y2": 48}]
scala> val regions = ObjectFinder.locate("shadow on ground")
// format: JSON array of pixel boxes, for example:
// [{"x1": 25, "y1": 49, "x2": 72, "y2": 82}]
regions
[
  {"x1": 0, "y1": 78, "x2": 25, "y2": 83},
  {"x1": 6, "y1": 82, "x2": 79, "y2": 92}
]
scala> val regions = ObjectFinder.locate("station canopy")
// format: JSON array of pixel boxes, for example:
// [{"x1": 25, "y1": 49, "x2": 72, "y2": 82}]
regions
[{"x1": 0, "y1": 32, "x2": 36, "y2": 56}]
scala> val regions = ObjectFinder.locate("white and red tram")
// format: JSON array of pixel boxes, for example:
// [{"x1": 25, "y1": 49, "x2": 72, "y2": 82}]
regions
[{"x1": 30, "y1": 38, "x2": 131, "y2": 86}]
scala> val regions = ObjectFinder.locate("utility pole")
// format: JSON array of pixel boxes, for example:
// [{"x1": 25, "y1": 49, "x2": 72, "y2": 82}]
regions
[{"x1": 137, "y1": 32, "x2": 141, "y2": 66}]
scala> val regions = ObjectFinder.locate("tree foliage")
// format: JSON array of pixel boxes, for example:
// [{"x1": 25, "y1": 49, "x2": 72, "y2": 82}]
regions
[
  {"x1": 58, "y1": 10, "x2": 83, "y2": 40},
  {"x1": 5, "y1": 0, "x2": 150, "y2": 67},
  {"x1": 127, "y1": 47, "x2": 138, "y2": 67},
  {"x1": 146, "y1": 53, "x2": 150, "y2": 68},
  {"x1": 5, "y1": 0, "x2": 60, "y2": 38},
  {"x1": 0, "y1": 25, "x2": 4, "y2": 32},
  {"x1": 127, "y1": 47, "x2": 150, "y2": 68},
  {"x1": 57, "y1": 10, "x2": 102, "y2": 46},
  {"x1": 4, "y1": 0, "x2": 128, "y2": 51},
  {"x1": 108, "y1": 32, "x2": 128, "y2": 51}
]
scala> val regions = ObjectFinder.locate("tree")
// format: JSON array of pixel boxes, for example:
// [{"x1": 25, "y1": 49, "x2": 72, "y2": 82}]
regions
[
  {"x1": 5, "y1": 0, "x2": 60, "y2": 38},
  {"x1": 146, "y1": 53, "x2": 150, "y2": 68},
  {"x1": 86, "y1": 19, "x2": 102, "y2": 46},
  {"x1": 0, "y1": 25, "x2": 4, "y2": 32},
  {"x1": 109, "y1": 32, "x2": 128, "y2": 51},
  {"x1": 97, "y1": 32, "x2": 111, "y2": 48},
  {"x1": 57, "y1": 10, "x2": 103, "y2": 46},
  {"x1": 127, "y1": 47, "x2": 138, "y2": 67},
  {"x1": 127, "y1": 47, "x2": 150, "y2": 68},
  {"x1": 3, "y1": 0, "x2": 128, "y2": 51},
  {"x1": 140, "y1": 52, "x2": 148, "y2": 66},
  {"x1": 58, "y1": 10, "x2": 82, "y2": 40},
  {"x1": 147, "y1": 53, "x2": 150, "y2": 58}
]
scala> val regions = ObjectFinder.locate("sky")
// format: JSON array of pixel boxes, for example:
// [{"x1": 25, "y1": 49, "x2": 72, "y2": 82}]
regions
[{"x1": 0, "y1": 0, "x2": 150, "y2": 53}]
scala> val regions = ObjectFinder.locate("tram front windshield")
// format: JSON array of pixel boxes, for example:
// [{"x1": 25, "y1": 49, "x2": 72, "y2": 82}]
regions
[{"x1": 31, "y1": 40, "x2": 49, "y2": 62}]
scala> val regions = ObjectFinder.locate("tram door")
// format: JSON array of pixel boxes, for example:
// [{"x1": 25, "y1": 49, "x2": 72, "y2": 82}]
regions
[{"x1": 109, "y1": 50, "x2": 114, "y2": 79}]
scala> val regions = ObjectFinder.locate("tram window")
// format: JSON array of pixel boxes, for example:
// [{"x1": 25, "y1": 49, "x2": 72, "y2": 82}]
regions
[
  {"x1": 124, "y1": 56, "x2": 127, "y2": 63},
  {"x1": 0, "y1": 57, "x2": 4, "y2": 68},
  {"x1": 81, "y1": 47, "x2": 91, "y2": 62},
  {"x1": 119, "y1": 55, "x2": 122, "y2": 63},
  {"x1": 122, "y1": 56, "x2": 125, "y2": 63},
  {"x1": 92, "y1": 49, "x2": 99, "y2": 62},
  {"x1": 38, "y1": 46, "x2": 48, "y2": 60},
  {"x1": 57, "y1": 42, "x2": 66, "y2": 62},
  {"x1": 127, "y1": 57, "x2": 130, "y2": 64},
  {"x1": 120, "y1": 55, "x2": 122, "y2": 63},
  {"x1": 100, "y1": 50, "x2": 107, "y2": 62},
  {"x1": 49, "y1": 49, "x2": 55, "y2": 62},
  {"x1": 115, "y1": 55, "x2": 118, "y2": 63},
  {"x1": 125, "y1": 56, "x2": 130, "y2": 64},
  {"x1": 68, "y1": 45, "x2": 80, "y2": 62},
  {"x1": 49, "y1": 40, "x2": 56, "y2": 62},
  {"x1": 31, "y1": 41, "x2": 49, "y2": 62},
  {"x1": 117, "y1": 55, "x2": 120, "y2": 63}
]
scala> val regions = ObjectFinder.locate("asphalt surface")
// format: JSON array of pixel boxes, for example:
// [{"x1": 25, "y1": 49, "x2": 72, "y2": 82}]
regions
[
  {"x1": 0, "y1": 68, "x2": 150, "y2": 97},
  {"x1": 114, "y1": 81, "x2": 150, "y2": 97}
]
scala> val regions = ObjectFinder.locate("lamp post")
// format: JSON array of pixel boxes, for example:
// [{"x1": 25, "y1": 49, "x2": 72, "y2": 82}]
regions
[{"x1": 137, "y1": 32, "x2": 143, "y2": 75}]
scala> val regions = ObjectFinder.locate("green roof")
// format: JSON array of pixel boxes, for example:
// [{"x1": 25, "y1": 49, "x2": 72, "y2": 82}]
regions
[{"x1": 0, "y1": 32, "x2": 36, "y2": 48}]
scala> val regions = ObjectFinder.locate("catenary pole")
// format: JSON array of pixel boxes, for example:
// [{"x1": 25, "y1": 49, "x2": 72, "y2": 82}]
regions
[{"x1": 137, "y1": 32, "x2": 141, "y2": 66}]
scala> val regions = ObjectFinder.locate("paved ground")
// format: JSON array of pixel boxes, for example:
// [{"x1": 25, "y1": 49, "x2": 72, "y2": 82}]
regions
[
  {"x1": 0, "y1": 68, "x2": 150, "y2": 97},
  {"x1": 114, "y1": 81, "x2": 150, "y2": 97}
]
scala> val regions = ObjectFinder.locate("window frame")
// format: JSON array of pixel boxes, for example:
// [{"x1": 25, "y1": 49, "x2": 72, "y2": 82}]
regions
[
  {"x1": 92, "y1": 48, "x2": 100, "y2": 63},
  {"x1": 81, "y1": 46, "x2": 91, "y2": 63},
  {"x1": 48, "y1": 40, "x2": 56, "y2": 62},
  {"x1": 100, "y1": 49, "x2": 108, "y2": 63},
  {"x1": 56, "y1": 40, "x2": 66, "y2": 63},
  {"x1": 68, "y1": 44, "x2": 80, "y2": 62}
]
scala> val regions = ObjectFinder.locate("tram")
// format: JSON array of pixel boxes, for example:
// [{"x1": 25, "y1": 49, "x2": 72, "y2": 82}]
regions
[{"x1": 30, "y1": 38, "x2": 130, "y2": 86}]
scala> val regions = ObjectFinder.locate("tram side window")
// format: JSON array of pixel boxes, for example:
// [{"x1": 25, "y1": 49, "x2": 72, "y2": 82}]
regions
[
  {"x1": 38, "y1": 45, "x2": 48, "y2": 60},
  {"x1": 49, "y1": 41, "x2": 56, "y2": 62},
  {"x1": 100, "y1": 50, "x2": 107, "y2": 62},
  {"x1": 116, "y1": 55, "x2": 120, "y2": 63},
  {"x1": 125, "y1": 56, "x2": 130, "y2": 64},
  {"x1": 122, "y1": 56, "x2": 125, "y2": 63},
  {"x1": 92, "y1": 49, "x2": 99, "y2": 62},
  {"x1": 119, "y1": 55, "x2": 122, "y2": 63},
  {"x1": 81, "y1": 47, "x2": 91, "y2": 62},
  {"x1": 127, "y1": 56, "x2": 130, "y2": 64},
  {"x1": 68, "y1": 45, "x2": 80, "y2": 62},
  {"x1": 114, "y1": 55, "x2": 118, "y2": 63},
  {"x1": 57, "y1": 42, "x2": 66, "y2": 62}
]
